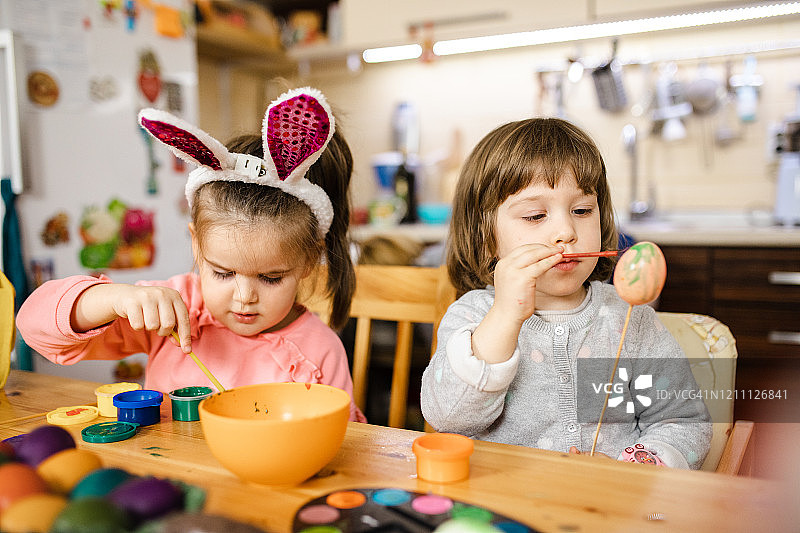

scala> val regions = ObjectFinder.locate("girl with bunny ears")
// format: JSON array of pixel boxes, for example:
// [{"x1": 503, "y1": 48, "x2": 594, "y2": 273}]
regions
[{"x1": 17, "y1": 87, "x2": 366, "y2": 422}]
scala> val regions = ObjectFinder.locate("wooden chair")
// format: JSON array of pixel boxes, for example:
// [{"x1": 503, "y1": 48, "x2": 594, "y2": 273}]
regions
[
  {"x1": 656, "y1": 312, "x2": 755, "y2": 475},
  {"x1": 716, "y1": 420, "x2": 755, "y2": 475},
  {"x1": 303, "y1": 264, "x2": 457, "y2": 428}
]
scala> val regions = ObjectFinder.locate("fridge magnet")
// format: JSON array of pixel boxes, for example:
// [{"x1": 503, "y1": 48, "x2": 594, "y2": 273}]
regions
[
  {"x1": 125, "y1": 0, "x2": 138, "y2": 31},
  {"x1": 79, "y1": 198, "x2": 155, "y2": 270},
  {"x1": 163, "y1": 81, "x2": 183, "y2": 113},
  {"x1": 27, "y1": 71, "x2": 60, "y2": 107},
  {"x1": 137, "y1": 49, "x2": 162, "y2": 104},
  {"x1": 30, "y1": 259, "x2": 55, "y2": 288},
  {"x1": 40, "y1": 212, "x2": 70, "y2": 246},
  {"x1": 89, "y1": 76, "x2": 119, "y2": 103},
  {"x1": 100, "y1": 0, "x2": 121, "y2": 21},
  {"x1": 139, "y1": 125, "x2": 161, "y2": 194},
  {"x1": 154, "y1": 4, "x2": 184, "y2": 38}
]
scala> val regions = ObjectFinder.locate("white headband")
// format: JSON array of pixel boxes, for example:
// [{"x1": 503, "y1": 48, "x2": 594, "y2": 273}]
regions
[{"x1": 138, "y1": 87, "x2": 335, "y2": 236}]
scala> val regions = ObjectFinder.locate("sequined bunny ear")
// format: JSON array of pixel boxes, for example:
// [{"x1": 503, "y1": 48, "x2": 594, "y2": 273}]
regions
[
  {"x1": 138, "y1": 109, "x2": 234, "y2": 172},
  {"x1": 259, "y1": 87, "x2": 335, "y2": 234},
  {"x1": 262, "y1": 87, "x2": 334, "y2": 184},
  {"x1": 137, "y1": 87, "x2": 336, "y2": 237}
]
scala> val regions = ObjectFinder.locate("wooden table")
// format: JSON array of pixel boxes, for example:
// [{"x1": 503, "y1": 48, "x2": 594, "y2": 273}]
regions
[{"x1": 1, "y1": 370, "x2": 796, "y2": 532}]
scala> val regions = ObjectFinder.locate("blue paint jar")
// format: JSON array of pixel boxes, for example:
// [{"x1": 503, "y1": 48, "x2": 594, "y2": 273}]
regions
[{"x1": 113, "y1": 390, "x2": 163, "y2": 426}]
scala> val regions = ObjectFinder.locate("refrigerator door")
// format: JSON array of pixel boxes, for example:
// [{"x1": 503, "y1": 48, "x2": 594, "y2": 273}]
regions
[{"x1": 3, "y1": 1, "x2": 198, "y2": 382}]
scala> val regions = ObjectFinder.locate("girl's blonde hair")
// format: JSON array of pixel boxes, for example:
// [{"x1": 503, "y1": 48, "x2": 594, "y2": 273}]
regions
[
  {"x1": 447, "y1": 118, "x2": 618, "y2": 296},
  {"x1": 192, "y1": 127, "x2": 355, "y2": 330}
]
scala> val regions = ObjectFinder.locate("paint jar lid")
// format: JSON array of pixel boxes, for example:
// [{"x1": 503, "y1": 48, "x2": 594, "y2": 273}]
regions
[
  {"x1": 47, "y1": 405, "x2": 99, "y2": 426},
  {"x1": 95, "y1": 382, "x2": 141, "y2": 397},
  {"x1": 81, "y1": 421, "x2": 138, "y2": 443},
  {"x1": 113, "y1": 390, "x2": 163, "y2": 409},
  {"x1": 168, "y1": 386, "x2": 213, "y2": 401}
]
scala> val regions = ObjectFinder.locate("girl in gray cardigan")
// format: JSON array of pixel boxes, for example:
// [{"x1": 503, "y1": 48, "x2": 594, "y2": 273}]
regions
[{"x1": 421, "y1": 118, "x2": 711, "y2": 469}]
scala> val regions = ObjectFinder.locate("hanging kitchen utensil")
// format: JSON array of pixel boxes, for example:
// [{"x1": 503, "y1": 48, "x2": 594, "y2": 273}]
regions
[
  {"x1": 685, "y1": 62, "x2": 722, "y2": 167},
  {"x1": 652, "y1": 62, "x2": 692, "y2": 142},
  {"x1": 730, "y1": 55, "x2": 763, "y2": 123},
  {"x1": 591, "y1": 38, "x2": 628, "y2": 113},
  {"x1": 685, "y1": 62, "x2": 721, "y2": 115},
  {"x1": 554, "y1": 72, "x2": 567, "y2": 119},
  {"x1": 715, "y1": 60, "x2": 741, "y2": 147}
]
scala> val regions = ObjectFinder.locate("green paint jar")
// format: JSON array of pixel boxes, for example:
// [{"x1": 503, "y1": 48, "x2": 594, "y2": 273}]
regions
[{"x1": 168, "y1": 386, "x2": 213, "y2": 422}]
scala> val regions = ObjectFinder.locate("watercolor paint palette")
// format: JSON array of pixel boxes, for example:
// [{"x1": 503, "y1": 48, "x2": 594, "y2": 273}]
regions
[{"x1": 292, "y1": 487, "x2": 539, "y2": 532}]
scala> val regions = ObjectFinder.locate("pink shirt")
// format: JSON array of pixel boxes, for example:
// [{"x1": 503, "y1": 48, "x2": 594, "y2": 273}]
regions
[{"x1": 17, "y1": 273, "x2": 366, "y2": 422}]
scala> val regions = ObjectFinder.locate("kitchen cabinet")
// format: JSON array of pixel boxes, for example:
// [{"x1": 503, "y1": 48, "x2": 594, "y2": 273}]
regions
[{"x1": 657, "y1": 245, "x2": 800, "y2": 422}]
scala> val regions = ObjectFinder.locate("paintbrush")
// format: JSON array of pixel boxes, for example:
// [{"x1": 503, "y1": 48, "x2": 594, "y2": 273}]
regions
[
  {"x1": 171, "y1": 331, "x2": 226, "y2": 392},
  {"x1": 561, "y1": 250, "x2": 620, "y2": 259}
]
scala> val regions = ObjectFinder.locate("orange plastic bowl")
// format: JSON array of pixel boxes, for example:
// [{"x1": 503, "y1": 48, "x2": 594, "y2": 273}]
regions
[
  {"x1": 198, "y1": 382, "x2": 350, "y2": 486},
  {"x1": 412, "y1": 433, "x2": 474, "y2": 483}
]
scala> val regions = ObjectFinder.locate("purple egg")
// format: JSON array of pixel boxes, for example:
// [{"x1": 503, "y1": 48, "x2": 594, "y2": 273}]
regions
[
  {"x1": 16, "y1": 425, "x2": 76, "y2": 466},
  {"x1": 108, "y1": 476, "x2": 183, "y2": 522}
]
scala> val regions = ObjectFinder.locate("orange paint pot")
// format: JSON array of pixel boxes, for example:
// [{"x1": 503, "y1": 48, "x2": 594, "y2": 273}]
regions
[{"x1": 412, "y1": 433, "x2": 474, "y2": 483}]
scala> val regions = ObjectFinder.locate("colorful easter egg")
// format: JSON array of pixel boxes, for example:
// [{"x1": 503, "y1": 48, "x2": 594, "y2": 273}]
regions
[
  {"x1": 108, "y1": 476, "x2": 184, "y2": 522},
  {"x1": 36, "y1": 448, "x2": 103, "y2": 494},
  {"x1": 146, "y1": 512, "x2": 268, "y2": 532},
  {"x1": 16, "y1": 425, "x2": 76, "y2": 466},
  {"x1": 0, "y1": 462, "x2": 48, "y2": 513},
  {"x1": 0, "y1": 493, "x2": 68, "y2": 533},
  {"x1": 613, "y1": 241, "x2": 667, "y2": 306},
  {"x1": 50, "y1": 497, "x2": 133, "y2": 533},
  {"x1": 71, "y1": 468, "x2": 135, "y2": 499}
]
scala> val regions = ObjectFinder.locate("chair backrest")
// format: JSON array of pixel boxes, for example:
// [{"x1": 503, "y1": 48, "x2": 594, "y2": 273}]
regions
[
  {"x1": 656, "y1": 312, "x2": 753, "y2": 473},
  {"x1": 302, "y1": 264, "x2": 457, "y2": 428}
]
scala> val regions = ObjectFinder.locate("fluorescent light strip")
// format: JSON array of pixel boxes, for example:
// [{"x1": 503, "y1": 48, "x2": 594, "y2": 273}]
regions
[
  {"x1": 362, "y1": 2, "x2": 800, "y2": 62},
  {"x1": 363, "y1": 44, "x2": 422, "y2": 63},
  {"x1": 434, "y1": 2, "x2": 800, "y2": 56}
]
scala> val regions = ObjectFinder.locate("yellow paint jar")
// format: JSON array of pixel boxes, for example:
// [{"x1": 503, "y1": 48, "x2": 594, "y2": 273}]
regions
[{"x1": 94, "y1": 382, "x2": 141, "y2": 417}]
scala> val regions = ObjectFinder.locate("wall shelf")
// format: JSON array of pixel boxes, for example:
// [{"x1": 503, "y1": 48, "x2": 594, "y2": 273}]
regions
[{"x1": 196, "y1": 24, "x2": 292, "y2": 69}]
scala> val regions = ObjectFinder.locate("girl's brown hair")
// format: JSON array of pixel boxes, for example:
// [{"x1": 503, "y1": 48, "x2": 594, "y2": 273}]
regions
[
  {"x1": 192, "y1": 127, "x2": 355, "y2": 330},
  {"x1": 447, "y1": 118, "x2": 618, "y2": 296}
]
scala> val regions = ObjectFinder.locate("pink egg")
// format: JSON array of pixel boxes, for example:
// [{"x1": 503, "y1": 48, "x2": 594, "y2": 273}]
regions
[{"x1": 613, "y1": 241, "x2": 667, "y2": 305}]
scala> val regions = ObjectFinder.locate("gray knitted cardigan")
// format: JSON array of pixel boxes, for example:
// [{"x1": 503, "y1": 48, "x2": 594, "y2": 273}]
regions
[{"x1": 420, "y1": 281, "x2": 712, "y2": 469}]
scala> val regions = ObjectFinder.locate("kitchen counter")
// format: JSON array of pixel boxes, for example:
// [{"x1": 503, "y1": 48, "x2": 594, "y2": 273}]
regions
[
  {"x1": 621, "y1": 212, "x2": 800, "y2": 247},
  {"x1": 351, "y1": 212, "x2": 800, "y2": 247}
]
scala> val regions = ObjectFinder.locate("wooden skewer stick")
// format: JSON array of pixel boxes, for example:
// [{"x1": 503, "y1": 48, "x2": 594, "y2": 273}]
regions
[
  {"x1": 561, "y1": 250, "x2": 620, "y2": 258},
  {"x1": 171, "y1": 331, "x2": 226, "y2": 392},
  {"x1": 590, "y1": 303, "x2": 633, "y2": 456}
]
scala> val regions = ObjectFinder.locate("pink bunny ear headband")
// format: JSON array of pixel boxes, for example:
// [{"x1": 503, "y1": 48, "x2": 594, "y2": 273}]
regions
[{"x1": 138, "y1": 87, "x2": 335, "y2": 236}]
